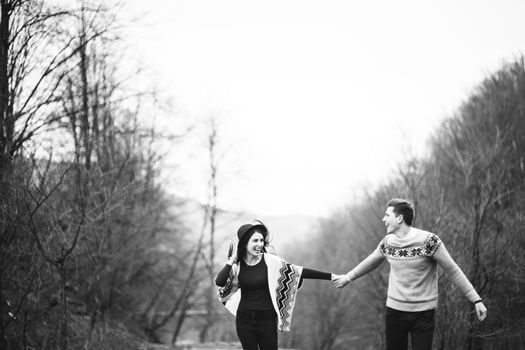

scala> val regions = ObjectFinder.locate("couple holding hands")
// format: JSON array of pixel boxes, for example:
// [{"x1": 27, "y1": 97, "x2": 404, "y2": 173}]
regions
[{"x1": 215, "y1": 198, "x2": 487, "y2": 350}]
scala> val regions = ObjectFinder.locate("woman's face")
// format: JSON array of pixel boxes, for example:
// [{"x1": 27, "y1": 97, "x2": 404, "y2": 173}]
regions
[{"x1": 245, "y1": 231, "x2": 265, "y2": 258}]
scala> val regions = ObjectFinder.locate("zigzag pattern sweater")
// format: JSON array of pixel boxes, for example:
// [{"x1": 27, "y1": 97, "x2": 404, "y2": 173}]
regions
[
  {"x1": 215, "y1": 253, "x2": 304, "y2": 332},
  {"x1": 349, "y1": 227, "x2": 481, "y2": 312}
]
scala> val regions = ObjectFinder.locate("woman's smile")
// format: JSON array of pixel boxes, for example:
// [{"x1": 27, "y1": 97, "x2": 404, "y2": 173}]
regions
[{"x1": 246, "y1": 232, "x2": 264, "y2": 257}]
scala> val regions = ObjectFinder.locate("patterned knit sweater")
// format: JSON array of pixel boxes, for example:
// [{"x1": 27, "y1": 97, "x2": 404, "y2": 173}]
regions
[{"x1": 349, "y1": 227, "x2": 481, "y2": 312}]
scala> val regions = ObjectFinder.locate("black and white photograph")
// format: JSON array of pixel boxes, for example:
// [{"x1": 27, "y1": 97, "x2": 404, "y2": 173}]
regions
[{"x1": 1, "y1": 0, "x2": 524, "y2": 349}]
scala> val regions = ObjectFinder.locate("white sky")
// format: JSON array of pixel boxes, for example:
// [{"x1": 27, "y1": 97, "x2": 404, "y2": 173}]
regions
[{"x1": 123, "y1": 0, "x2": 525, "y2": 218}]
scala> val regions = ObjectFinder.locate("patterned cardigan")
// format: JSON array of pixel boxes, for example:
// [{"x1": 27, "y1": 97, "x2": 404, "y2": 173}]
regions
[{"x1": 216, "y1": 253, "x2": 304, "y2": 332}]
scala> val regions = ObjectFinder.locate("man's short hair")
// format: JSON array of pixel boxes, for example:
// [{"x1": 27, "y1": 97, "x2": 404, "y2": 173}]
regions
[{"x1": 386, "y1": 198, "x2": 414, "y2": 226}]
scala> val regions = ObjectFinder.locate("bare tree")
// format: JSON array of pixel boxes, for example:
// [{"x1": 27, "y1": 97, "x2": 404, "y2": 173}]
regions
[
  {"x1": 199, "y1": 116, "x2": 221, "y2": 343},
  {"x1": 287, "y1": 57, "x2": 525, "y2": 350},
  {"x1": 0, "y1": 1, "x2": 79, "y2": 347},
  {"x1": 410, "y1": 57, "x2": 525, "y2": 350},
  {"x1": 0, "y1": 0, "x2": 94, "y2": 173}
]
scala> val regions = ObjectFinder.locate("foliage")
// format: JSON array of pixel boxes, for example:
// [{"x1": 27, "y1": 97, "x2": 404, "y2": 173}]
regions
[
  {"x1": 0, "y1": 1, "x2": 200, "y2": 349},
  {"x1": 286, "y1": 57, "x2": 525, "y2": 350}
]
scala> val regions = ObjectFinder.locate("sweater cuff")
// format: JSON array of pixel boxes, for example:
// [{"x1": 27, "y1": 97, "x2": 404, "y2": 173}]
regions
[{"x1": 465, "y1": 288, "x2": 481, "y2": 303}]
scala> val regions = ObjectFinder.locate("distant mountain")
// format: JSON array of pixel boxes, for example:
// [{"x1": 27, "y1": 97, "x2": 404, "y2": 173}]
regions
[
  {"x1": 259, "y1": 215, "x2": 321, "y2": 257},
  {"x1": 176, "y1": 198, "x2": 322, "y2": 263}
]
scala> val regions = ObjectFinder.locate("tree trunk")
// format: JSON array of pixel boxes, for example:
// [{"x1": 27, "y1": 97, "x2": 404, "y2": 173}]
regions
[
  {"x1": 199, "y1": 120, "x2": 219, "y2": 343},
  {"x1": 0, "y1": 1, "x2": 10, "y2": 342},
  {"x1": 60, "y1": 266, "x2": 68, "y2": 350},
  {"x1": 0, "y1": 0, "x2": 11, "y2": 172}
]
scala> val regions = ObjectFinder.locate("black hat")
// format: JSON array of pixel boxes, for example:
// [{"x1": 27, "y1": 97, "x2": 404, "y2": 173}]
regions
[{"x1": 237, "y1": 221, "x2": 268, "y2": 242}]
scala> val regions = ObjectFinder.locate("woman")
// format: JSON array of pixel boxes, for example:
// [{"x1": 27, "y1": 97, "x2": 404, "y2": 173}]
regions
[{"x1": 215, "y1": 220, "x2": 334, "y2": 350}]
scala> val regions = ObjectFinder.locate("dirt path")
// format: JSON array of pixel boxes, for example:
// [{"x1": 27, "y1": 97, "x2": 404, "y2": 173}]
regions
[{"x1": 144, "y1": 341, "x2": 296, "y2": 350}]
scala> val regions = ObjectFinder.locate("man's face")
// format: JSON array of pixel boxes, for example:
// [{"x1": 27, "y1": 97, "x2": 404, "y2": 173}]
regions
[{"x1": 382, "y1": 206, "x2": 402, "y2": 234}]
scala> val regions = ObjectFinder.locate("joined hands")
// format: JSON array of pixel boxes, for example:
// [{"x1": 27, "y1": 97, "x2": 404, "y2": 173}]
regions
[{"x1": 331, "y1": 274, "x2": 351, "y2": 288}]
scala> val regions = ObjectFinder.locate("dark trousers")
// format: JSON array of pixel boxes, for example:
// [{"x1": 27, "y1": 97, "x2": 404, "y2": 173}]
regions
[
  {"x1": 385, "y1": 307, "x2": 435, "y2": 350},
  {"x1": 236, "y1": 308, "x2": 278, "y2": 350}
]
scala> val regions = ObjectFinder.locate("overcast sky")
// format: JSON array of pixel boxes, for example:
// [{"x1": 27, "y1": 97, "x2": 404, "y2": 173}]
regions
[{"x1": 123, "y1": 0, "x2": 525, "y2": 218}]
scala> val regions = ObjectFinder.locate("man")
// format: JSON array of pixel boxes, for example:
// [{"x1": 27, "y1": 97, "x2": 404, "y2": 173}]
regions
[{"x1": 333, "y1": 198, "x2": 487, "y2": 350}]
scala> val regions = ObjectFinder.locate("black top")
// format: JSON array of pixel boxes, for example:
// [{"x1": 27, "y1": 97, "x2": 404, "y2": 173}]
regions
[
  {"x1": 215, "y1": 255, "x2": 332, "y2": 311},
  {"x1": 238, "y1": 258, "x2": 274, "y2": 310}
]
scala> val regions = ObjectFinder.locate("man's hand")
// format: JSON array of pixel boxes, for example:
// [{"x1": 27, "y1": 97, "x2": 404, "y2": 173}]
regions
[
  {"x1": 475, "y1": 302, "x2": 487, "y2": 321},
  {"x1": 331, "y1": 274, "x2": 350, "y2": 288}
]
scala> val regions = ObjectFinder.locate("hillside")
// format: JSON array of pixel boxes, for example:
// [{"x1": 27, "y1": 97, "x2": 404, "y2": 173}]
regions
[{"x1": 177, "y1": 198, "x2": 322, "y2": 261}]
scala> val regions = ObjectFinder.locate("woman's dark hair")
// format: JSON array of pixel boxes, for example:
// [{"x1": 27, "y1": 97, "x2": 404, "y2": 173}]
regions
[
  {"x1": 386, "y1": 198, "x2": 415, "y2": 226},
  {"x1": 236, "y1": 220, "x2": 270, "y2": 261}
]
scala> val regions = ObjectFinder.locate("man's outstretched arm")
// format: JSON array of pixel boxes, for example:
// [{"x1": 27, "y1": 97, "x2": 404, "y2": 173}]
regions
[
  {"x1": 333, "y1": 247, "x2": 385, "y2": 288},
  {"x1": 433, "y1": 243, "x2": 488, "y2": 321}
]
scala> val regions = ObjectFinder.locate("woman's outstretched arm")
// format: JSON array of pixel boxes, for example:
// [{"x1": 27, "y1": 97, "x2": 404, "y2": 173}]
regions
[{"x1": 301, "y1": 267, "x2": 333, "y2": 281}]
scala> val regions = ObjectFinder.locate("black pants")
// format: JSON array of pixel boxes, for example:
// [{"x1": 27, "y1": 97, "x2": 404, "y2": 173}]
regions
[
  {"x1": 236, "y1": 308, "x2": 278, "y2": 350},
  {"x1": 385, "y1": 307, "x2": 435, "y2": 350}
]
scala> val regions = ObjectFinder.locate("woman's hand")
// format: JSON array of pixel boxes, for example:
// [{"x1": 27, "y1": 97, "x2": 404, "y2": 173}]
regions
[{"x1": 227, "y1": 239, "x2": 237, "y2": 265}]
